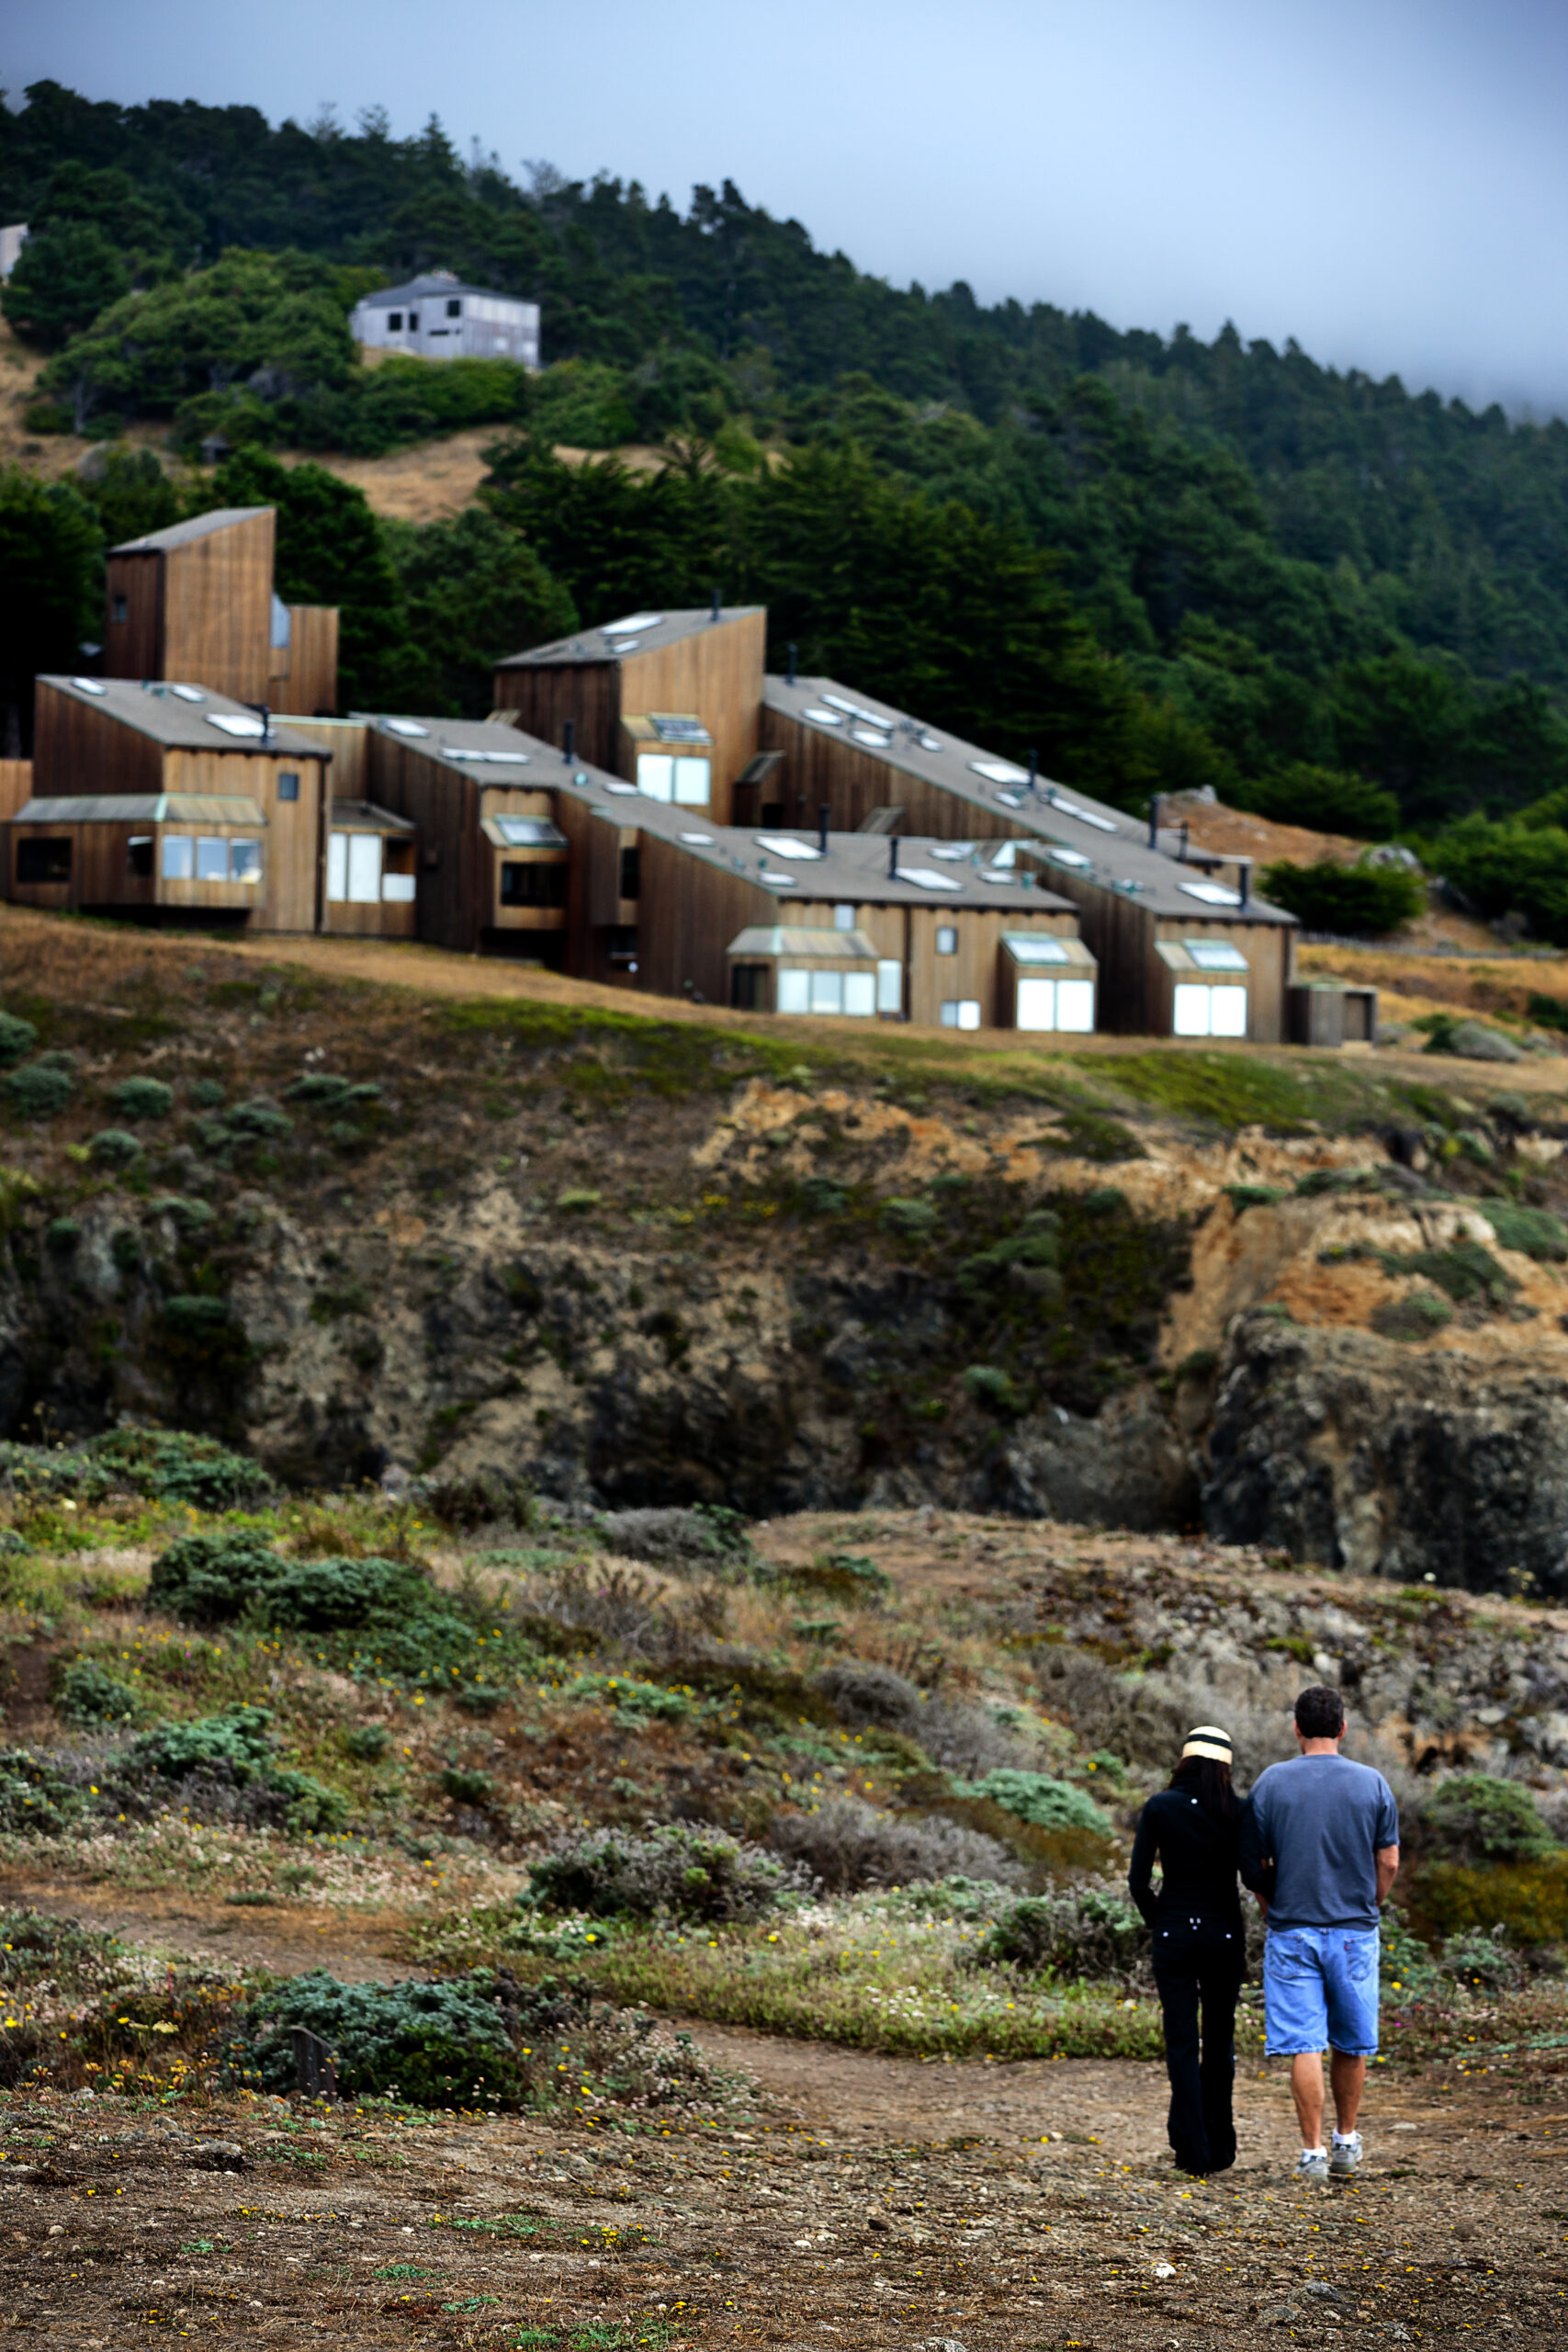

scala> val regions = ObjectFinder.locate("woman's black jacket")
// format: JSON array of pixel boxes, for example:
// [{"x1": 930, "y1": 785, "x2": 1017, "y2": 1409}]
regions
[{"x1": 1128, "y1": 1789, "x2": 1245, "y2": 1935}]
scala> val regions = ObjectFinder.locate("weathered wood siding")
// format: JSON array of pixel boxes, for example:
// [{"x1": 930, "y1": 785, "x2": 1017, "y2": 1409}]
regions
[
  {"x1": 618, "y1": 613, "x2": 765, "y2": 825},
  {"x1": 162, "y1": 512, "x2": 276, "y2": 703},
  {"x1": 32, "y1": 684, "x2": 164, "y2": 800},
  {"x1": 491, "y1": 662, "x2": 619, "y2": 769},
  {"x1": 758, "y1": 707, "x2": 1020, "y2": 842},
  {"x1": 362, "y1": 737, "x2": 480, "y2": 952},
  {"x1": 284, "y1": 606, "x2": 340, "y2": 717},
  {"x1": 635, "y1": 833, "x2": 776, "y2": 1005},
  {"x1": 104, "y1": 552, "x2": 164, "y2": 680},
  {"x1": 162, "y1": 747, "x2": 326, "y2": 935},
  {"x1": 0, "y1": 763, "x2": 32, "y2": 820}
]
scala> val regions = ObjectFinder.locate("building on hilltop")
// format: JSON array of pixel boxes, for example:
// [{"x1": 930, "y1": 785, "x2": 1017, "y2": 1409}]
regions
[
  {"x1": 105, "y1": 507, "x2": 339, "y2": 716},
  {"x1": 11, "y1": 675, "x2": 332, "y2": 932},
  {"x1": 492, "y1": 605, "x2": 767, "y2": 829},
  {"x1": 349, "y1": 272, "x2": 540, "y2": 365}
]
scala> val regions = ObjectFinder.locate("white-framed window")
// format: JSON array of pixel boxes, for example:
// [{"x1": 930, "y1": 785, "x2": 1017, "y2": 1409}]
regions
[
  {"x1": 940, "y1": 1000, "x2": 981, "y2": 1031},
  {"x1": 876, "y1": 959, "x2": 903, "y2": 1015},
  {"x1": 164, "y1": 835, "x2": 260, "y2": 884},
  {"x1": 809, "y1": 970, "x2": 843, "y2": 1015},
  {"x1": 1173, "y1": 984, "x2": 1211, "y2": 1037},
  {"x1": 637, "y1": 753, "x2": 673, "y2": 802},
  {"x1": 1016, "y1": 977, "x2": 1097, "y2": 1034},
  {"x1": 832, "y1": 903, "x2": 856, "y2": 930},
  {"x1": 1173, "y1": 981, "x2": 1248, "y2": 1037},
  {"x1": 1016, "y1": 978, "x2": 1057, "y2": 1032},
  {"x1": 776, "y1": 968, "x2": 810, "y2": 1014},
  {"x1": 1057, "y1": 978, "x2": 1095, "y2": 1032},
  {"x1": 843, "y1": 972, "x2": 875, "y2": 1017},
  {"x1": 1211, "y1": 984, "x2": 1248, "y2": 1036},
  {"x1": 936, "y1": 924, "x2": 957, "y2": 955},
  {"x1": 196, "y1": 838, "x2": 229, "y2": 881},
  {"x1": 230, "y1": 840, "x2": 263, "y2": 883},
  {"x1": 330, "y1": 831, "x2": 384, "y2": 905},
  {"x1": 673, "y1": 755, "x2": 710, "y2": 806},
  {"x1": 162, "y1": 836, "x2": 194, "y2": 881}
]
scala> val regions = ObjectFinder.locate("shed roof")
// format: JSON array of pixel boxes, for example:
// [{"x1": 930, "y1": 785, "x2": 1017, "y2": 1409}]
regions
[
  {"x1": 728, "y1": 926, "x2": 879, "y2": 960},
  {"x1": 330, "y1": 798, "x2": 415, "y2": 833},
  {"x1": 109, "y1": 507, "x2": 269, "y2": 556},
  {"x1": 763, "y1": 674, "x2": 1294, "y2": 928},
  {"x1": 13, "y1": 794, "x2": 267, "y2": 826},
  {"x1": 496, "y1": 606, "x2": 765, "y2": 671},
  {"x1": 41, "y1": 676, "x2": 328, "y2": 759},
  {"x1": 352, "y1": 272, "x2": 536, "y2": 310}
]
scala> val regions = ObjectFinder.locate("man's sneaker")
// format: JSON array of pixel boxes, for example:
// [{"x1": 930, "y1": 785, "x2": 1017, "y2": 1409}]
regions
[
  {"x1": 1296, "y1": 2148, "x2": 1330, "y2": 2181},
  {"x1": 1330, "y1": 2132, "x2": 1363, "y2": 2178}
]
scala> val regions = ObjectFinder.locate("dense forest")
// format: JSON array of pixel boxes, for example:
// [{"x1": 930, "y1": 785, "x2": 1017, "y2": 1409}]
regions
[{"x1": 6, "y1": 78, "x2": 1568, "y2": 930}]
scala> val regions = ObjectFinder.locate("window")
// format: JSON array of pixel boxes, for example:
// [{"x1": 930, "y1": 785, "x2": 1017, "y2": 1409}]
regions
[
  {"x1": 730, "y1": 964, "x2": 768, "y2": 1012},
  {"x1": 446, "y1": 297, "x2": 462, "y2": 317},
  {"x1": 673, "y1": 755, "x2": 710, "y2": 806},
  {"x1": 162, "y1": 836, "x2": 194, "y2": 882},
  {"x1": 809, "y1": 970, "x2": 843, "y2": 1015},
  {"x1": 408, "y1": 311, "x2": 420, "y2": 331},
  {"x1": 940, "y1": 1000, "x2": 981, "y2": 1031},
  {"x1": 328, "y1": 831, "x2": 383, "y2": 903},
  {"x1": 492, "y1": 818, "x2": 561, "y2": 847},
  {"x1": 17, "y1": 838, "x2": 71, "y2": 885},
  {"x1": 1015, "y1": 977, "x2": 1094, "y2": 1034},
  {"x1": 637, "y1": 752, "x2": 673, "y2": 802},
  {"x1": 196, "y1": 838, "x2": 229, "y2": 882},
  {"x1": 230, "y1": 840, "x2": 263, "y2": 883},
  {"x1": 1057, "y1": 979, "x2": 1095, "y2": 1033},
  {"x1": 111, "y1": 595, "x2": 128, "y2": 625},
  {"x1": 876, "y1": 959, "x2": 903, "y2": 1015},
  {"x1": 833, "y1": 903, "x2": 856, "y2": 930},
  {"x1": 1183, "y1": 938, "x2": 1249, "y2": 972},
  {"x1": 387, "y1": 311, "x2": 402, "y2": 331},
  {"x1": 277, "y1": 772, "x2": 299, "y2": 803},
  {"x1": 127, "y1": 836, "x2": 153, "y2": 878},
  {"x1": 618, "y1": 846, "x2": 640, "y2": 901},
  {"x1": 1174, "y1": 982, "x2": 1247, "y2": 1037},
  {"x1": 843, "y1": 971, "x2": 876, "y2": 1017},
  {"x1": 1004, "y1": 934, "x2": 1069, "y2": 964},
  {"x1": 936, "y1": 924, "x2": 957, "y2": 955},
  {"x1": 1211, "y1": 985, "x2": 1248, "y2": 1037},
  {"x1": 776, "y1": 968, "x2": 810, "y2": 1014},
  {"x1": 501, "y1": 862, "x2": 567, "y2": 908}
]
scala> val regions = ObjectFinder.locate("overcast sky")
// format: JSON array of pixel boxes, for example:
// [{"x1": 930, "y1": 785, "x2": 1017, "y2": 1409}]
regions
[{"x1": 9, "y1": 0, "x2": 1568, "y2": 413}]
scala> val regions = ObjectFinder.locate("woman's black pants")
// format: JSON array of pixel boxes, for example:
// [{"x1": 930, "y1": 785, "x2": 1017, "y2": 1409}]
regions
[{"x1": 1151, "y1": 1914, "x2": 1243, "y2": 2176}]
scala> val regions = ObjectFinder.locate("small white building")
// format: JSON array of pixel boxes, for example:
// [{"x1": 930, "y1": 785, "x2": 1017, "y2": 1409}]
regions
[
  {"x1": 348, "y1": 270, "x2": 539, "y2": 364},
  {"x1": 0, "y1": 225, "x2": 28, "y2": 282}
]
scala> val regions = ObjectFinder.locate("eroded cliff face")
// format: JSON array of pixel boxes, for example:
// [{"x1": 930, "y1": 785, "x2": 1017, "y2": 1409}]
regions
[{"x1": 1, "y1": 917, "x2": 1566, "y2": 1589}]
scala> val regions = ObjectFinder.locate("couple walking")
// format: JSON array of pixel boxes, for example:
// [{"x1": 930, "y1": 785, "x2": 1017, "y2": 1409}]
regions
[{"x1": 1129, "y1": 1684, "x2": 1401, "y2": 2178}]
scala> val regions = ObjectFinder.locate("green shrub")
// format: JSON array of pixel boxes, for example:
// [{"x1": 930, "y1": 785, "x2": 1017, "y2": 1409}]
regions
[
  {"x1": 3, "y1": 1063, "x2": 73, "y2": 1118},
  {"x1": 344, "y1": 1724, "x2": 389, "y2": 1761},
  {"x1": 1420, "y1": 1773, "x2": 1558, "y2": 1864},
  {"x1": 798, "y1": 1174, "x2": 850, "y2": 1216},
  {"x1": 1258, "y1": 857, "x2": 1425, "y2": 933},
  {"x1": 1441, "y1": 1923, "x2": 1526, "y2": 1992},
  {"x1": 881, "y1": 1197, "x2": 938, "y2": 1239},
  {"x1": 960, "y1": 1364, "x2": 1022, "y2": 1415},
  {"x1": 957, "y1": 1208, "x2": 1063, "y2": 1299},
  {"x1": 87, "y1": 1427, "x2": 271, "y2": 1510},
  {"x1": 526, "y1": 1823, "x2": 801, "y2": 1924},
  {"x1": 977, "y1": 1883, "x2": 1148, "y2": 1983},
  {"x1": 188, "y1": 1080, "x2": 226, "y2": 1109},
  {"x1": 46, "y1": 1218, "x2": 80, "y2": 1253},
  {"x1": 562, "y1": 1673, "x2": 694, "y2": 1724},
  {"x1": 1482, "y1": 1201, "x2": 1568, "y2": 1261},
  {"x1": 441, "y1": 1766, "x2": 493, "y2": 1805},
  {"x1": 148, "y1": 1195, "x2": 216, "y2": 1235},
  {"x1": 88, "y1": 1127, "x2": 142, "y2": 1169},
  {"x1": 285, "y1": 1073, "x2": 381, "y2": 1109},
  {"x1": 954, "y1": 1770, "x2": 1111, "y2": 1837},
  {"x1": 219, "y1": 1098, "x2": 293, "y2": 1142},
  {"x1": 0, "y1": 1747, "x2": 84, "y2": 1836},
  {"x1": 555, "y1": 1188, "x2": 602, "y2": 1213},
  {"x1": 261, "y1": 1769, "x2": 348, "y2": 1833},
  {"x1": 1042, "y1": 1112, "x2": 1145, "y2": 1163},
  {"x1": 52, "y1": 1657, "x2": 142, "y2": 1725},
  {"x1": 1414, "y1": 1857, "x2": 1568, "y2": 1948},
  {"x1": 130, "y1": 1705, "x2": 277, "y2": 1784},
  {"x1": 0, "y1": 1013, "x2": 38, "y2": 1068},
  {"x1": 147, "y1": 1532, "x2": 286, "y2": 1623},
  {"x1": 225, "y1": 1971, "x2": 528, "y2": 2106},
  {"x1": 110, "y1": 1079, "x2": 175, "y2": 1123},
  {"x1": 1371, "y1": 1293, "x2": 1453, "y2": 1341},
  {"x1": 253, "y1": 1554, "x2": 431, "y2": 1632}
]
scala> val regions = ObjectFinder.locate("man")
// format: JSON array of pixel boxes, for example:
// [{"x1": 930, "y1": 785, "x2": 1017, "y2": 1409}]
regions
[{"x1": 1238, "y1": 1685, "x2": 1400, "y2": 2181}]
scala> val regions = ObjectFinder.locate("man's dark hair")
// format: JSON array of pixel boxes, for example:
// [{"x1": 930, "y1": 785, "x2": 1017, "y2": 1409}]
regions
[{"x1": 1295, "y1": 1684, "x2": 1346, "y2": 1739}]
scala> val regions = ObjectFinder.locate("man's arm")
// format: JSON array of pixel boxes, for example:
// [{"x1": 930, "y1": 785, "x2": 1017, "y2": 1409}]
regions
[
  {"x1": 1235, "y1": 1788, "x2": 1272, "y2": 1897},
  {"x1": 1375, "y1": 1844, "x2": 1399, "y2": 1905}
]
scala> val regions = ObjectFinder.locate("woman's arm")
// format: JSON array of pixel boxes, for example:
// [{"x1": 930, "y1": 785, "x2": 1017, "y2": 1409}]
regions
[{"x1": 1128, "y1": 1803, "x2": 1160, "y2": 1926}]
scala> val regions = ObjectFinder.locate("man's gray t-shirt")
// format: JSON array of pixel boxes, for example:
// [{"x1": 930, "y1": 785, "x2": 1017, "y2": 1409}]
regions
[{"x1": 1238, "y1": 1756, "x2": 1399, "y2": 1931}]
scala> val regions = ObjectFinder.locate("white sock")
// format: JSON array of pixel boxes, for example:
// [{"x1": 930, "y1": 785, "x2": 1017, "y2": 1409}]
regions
[{"x1": 1332, "y1": 2130, "x2": 1359, "y2": 2143}]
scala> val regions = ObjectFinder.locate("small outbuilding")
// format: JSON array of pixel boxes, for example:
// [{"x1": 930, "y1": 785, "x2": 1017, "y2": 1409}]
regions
[{"x1": 349, "y1": 272, "x2": 539, "y2": 365}]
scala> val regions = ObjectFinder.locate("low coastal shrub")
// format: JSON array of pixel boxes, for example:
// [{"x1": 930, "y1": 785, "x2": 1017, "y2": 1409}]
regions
[{"x1": 525, "y1": 1822, "x2": 804, "y2": 1924}]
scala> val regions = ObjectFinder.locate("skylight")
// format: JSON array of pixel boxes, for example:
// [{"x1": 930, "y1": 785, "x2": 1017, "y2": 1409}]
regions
[
  {"x1": 917, "y1": 732, "x2": 942, "y2": 752},
  {"x1": 987, "y1": 841, "x2": 1018, "y2": 868},
  {"x1": 679, "y1": 831, "x2": 715, "y2": 844},
  {"x1": 649, "y1": 714, "x2": 711, "y2": 743},
  {"x1": 803, "y1": 707, "x2": 843, "y2": 727},
  {"x1": 760, "y1": 869, "x2": 797, "y2": 887},
  {"x1": 995, "y1": 791, "x2": 1023, "y2": 808},
  {"x1": 1185, "y1": 938, "x2": 1250, "y2": 971},
  {"x1": 605, "y1": 782, "x2": 639, "y2": 796},
  {"x1": 903, "y1": 867, "x2": 964, "y2": 892},
  {"x1": 71, "y1": 677, "x2": 107, "y2": 695},
  {"x1": 384, "y1": 718, "x2": 429, "y2": 738},
  {"x1": 1046, "y1": 791, "x2": 1117, "y2": 833},
  {"x1": 603, "y1": 612, "x2": 664, "y2": 636},
  {"x1": 852, "y1": 725, "x2": 892, "y2": 747},
  {"x1": 206, "y1": 713, "x2": 266, "y2": 738},
  {"x1": 929, "y1": 842, "x2": 975, "y2": 861},
  {"x1": 1004, "y1": 935, "x2": 1070, "y2": 964},
  {"x1": 444, "y1": 746, "x2": 529, "y2": 763},
  {"x1": 970, "y1": 760, "x2": 1030, "y2": 786},
  {"x1": 170, "y1": 684, "x2": 207, "y2": 704},
  {"x1": 1180, "y1": 879, "x2": 1243, "y2": 907},
  {"x1": 492, "y1": 817, "x2": 563, "y2": 847},
  {"x1": 756, "y1": 834, "x2": 822, "y2": 860},
  {"x1": 1048, "y1": 847, "x2": 1091, "y2": 870}
]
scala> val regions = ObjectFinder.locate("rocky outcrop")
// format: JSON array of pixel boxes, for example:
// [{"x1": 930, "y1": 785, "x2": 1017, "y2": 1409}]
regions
[{"x1": 1205, "y1": 1310, "x2": 1568, "y2": 1597}]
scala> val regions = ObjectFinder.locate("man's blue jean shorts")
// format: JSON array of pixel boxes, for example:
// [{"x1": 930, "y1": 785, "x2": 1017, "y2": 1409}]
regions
[{"x1": 1263, "y1": 1926, "x2": 1381, "y2": 2057}]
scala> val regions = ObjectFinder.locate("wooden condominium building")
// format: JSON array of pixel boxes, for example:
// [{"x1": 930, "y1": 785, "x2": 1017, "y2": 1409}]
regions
[
  {"x1": 13, "y1": 675, "x2": 332, "y2": 932},
  {"x1": 492, "y1": 605, "x2": 767, "y2": 828},
  {"x1": 757, "y1": 673, "x2": 1297, "y2": 1042},
  {"x1": 105, "y1": 507, "x2": 339, "y2": 716}
]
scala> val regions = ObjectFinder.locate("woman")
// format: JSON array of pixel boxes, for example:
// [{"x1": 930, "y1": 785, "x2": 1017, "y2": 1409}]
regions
[{"x1": 1128, "y1": 1724, "x2": 1245, "y2": 2176}]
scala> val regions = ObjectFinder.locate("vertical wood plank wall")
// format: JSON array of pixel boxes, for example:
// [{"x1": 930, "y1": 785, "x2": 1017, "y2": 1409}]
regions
[
  {"x1": 363, "y1": 736, "x2": 480, "y2": 951},
  {"x1": 1151, "y1": 916, "x2": 1292, "y2": 1043},
  {"x1": 32, "y1": 684, "x2": 164, "y2": 799},
  {"x1": 491, "y1": 663, "x2": 619, "y2": 767},
  {"x1": 618, "y1": 613, "x2": 765, "y2": 825},
  {"x1": 276, "y1": 718, "x2": 367, "y2": 800},
  {"x1": 161, "y1": 747, "x2": 327, "y2": 935},
  {"x1": 635, "y1": 833, "x2": 775, "y2": 1004},
  {"x1": 0, "y1": 763, "x2": 32, "y2": 820},
  {"x1": 757, "y1": 709, "x2": 1020, "y2": 842},
  {"x1": 284, "y1": 607, "x2": 340, "y2": 717},
  {"x1": 161, "y1": 513, "x2": 276, "y2": 703},
  {"x1": 104, "y1": 554, "x2": 164, "y2": 681},
  {"x1": 768, "y1": 899, "x2": 1080, "y2": 1028}
]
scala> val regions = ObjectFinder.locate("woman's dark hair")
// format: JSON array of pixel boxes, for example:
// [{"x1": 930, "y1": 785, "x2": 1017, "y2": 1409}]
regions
[{"x1": 1170, "y1": 1754, "x2": 1237, "y2": 1823}]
